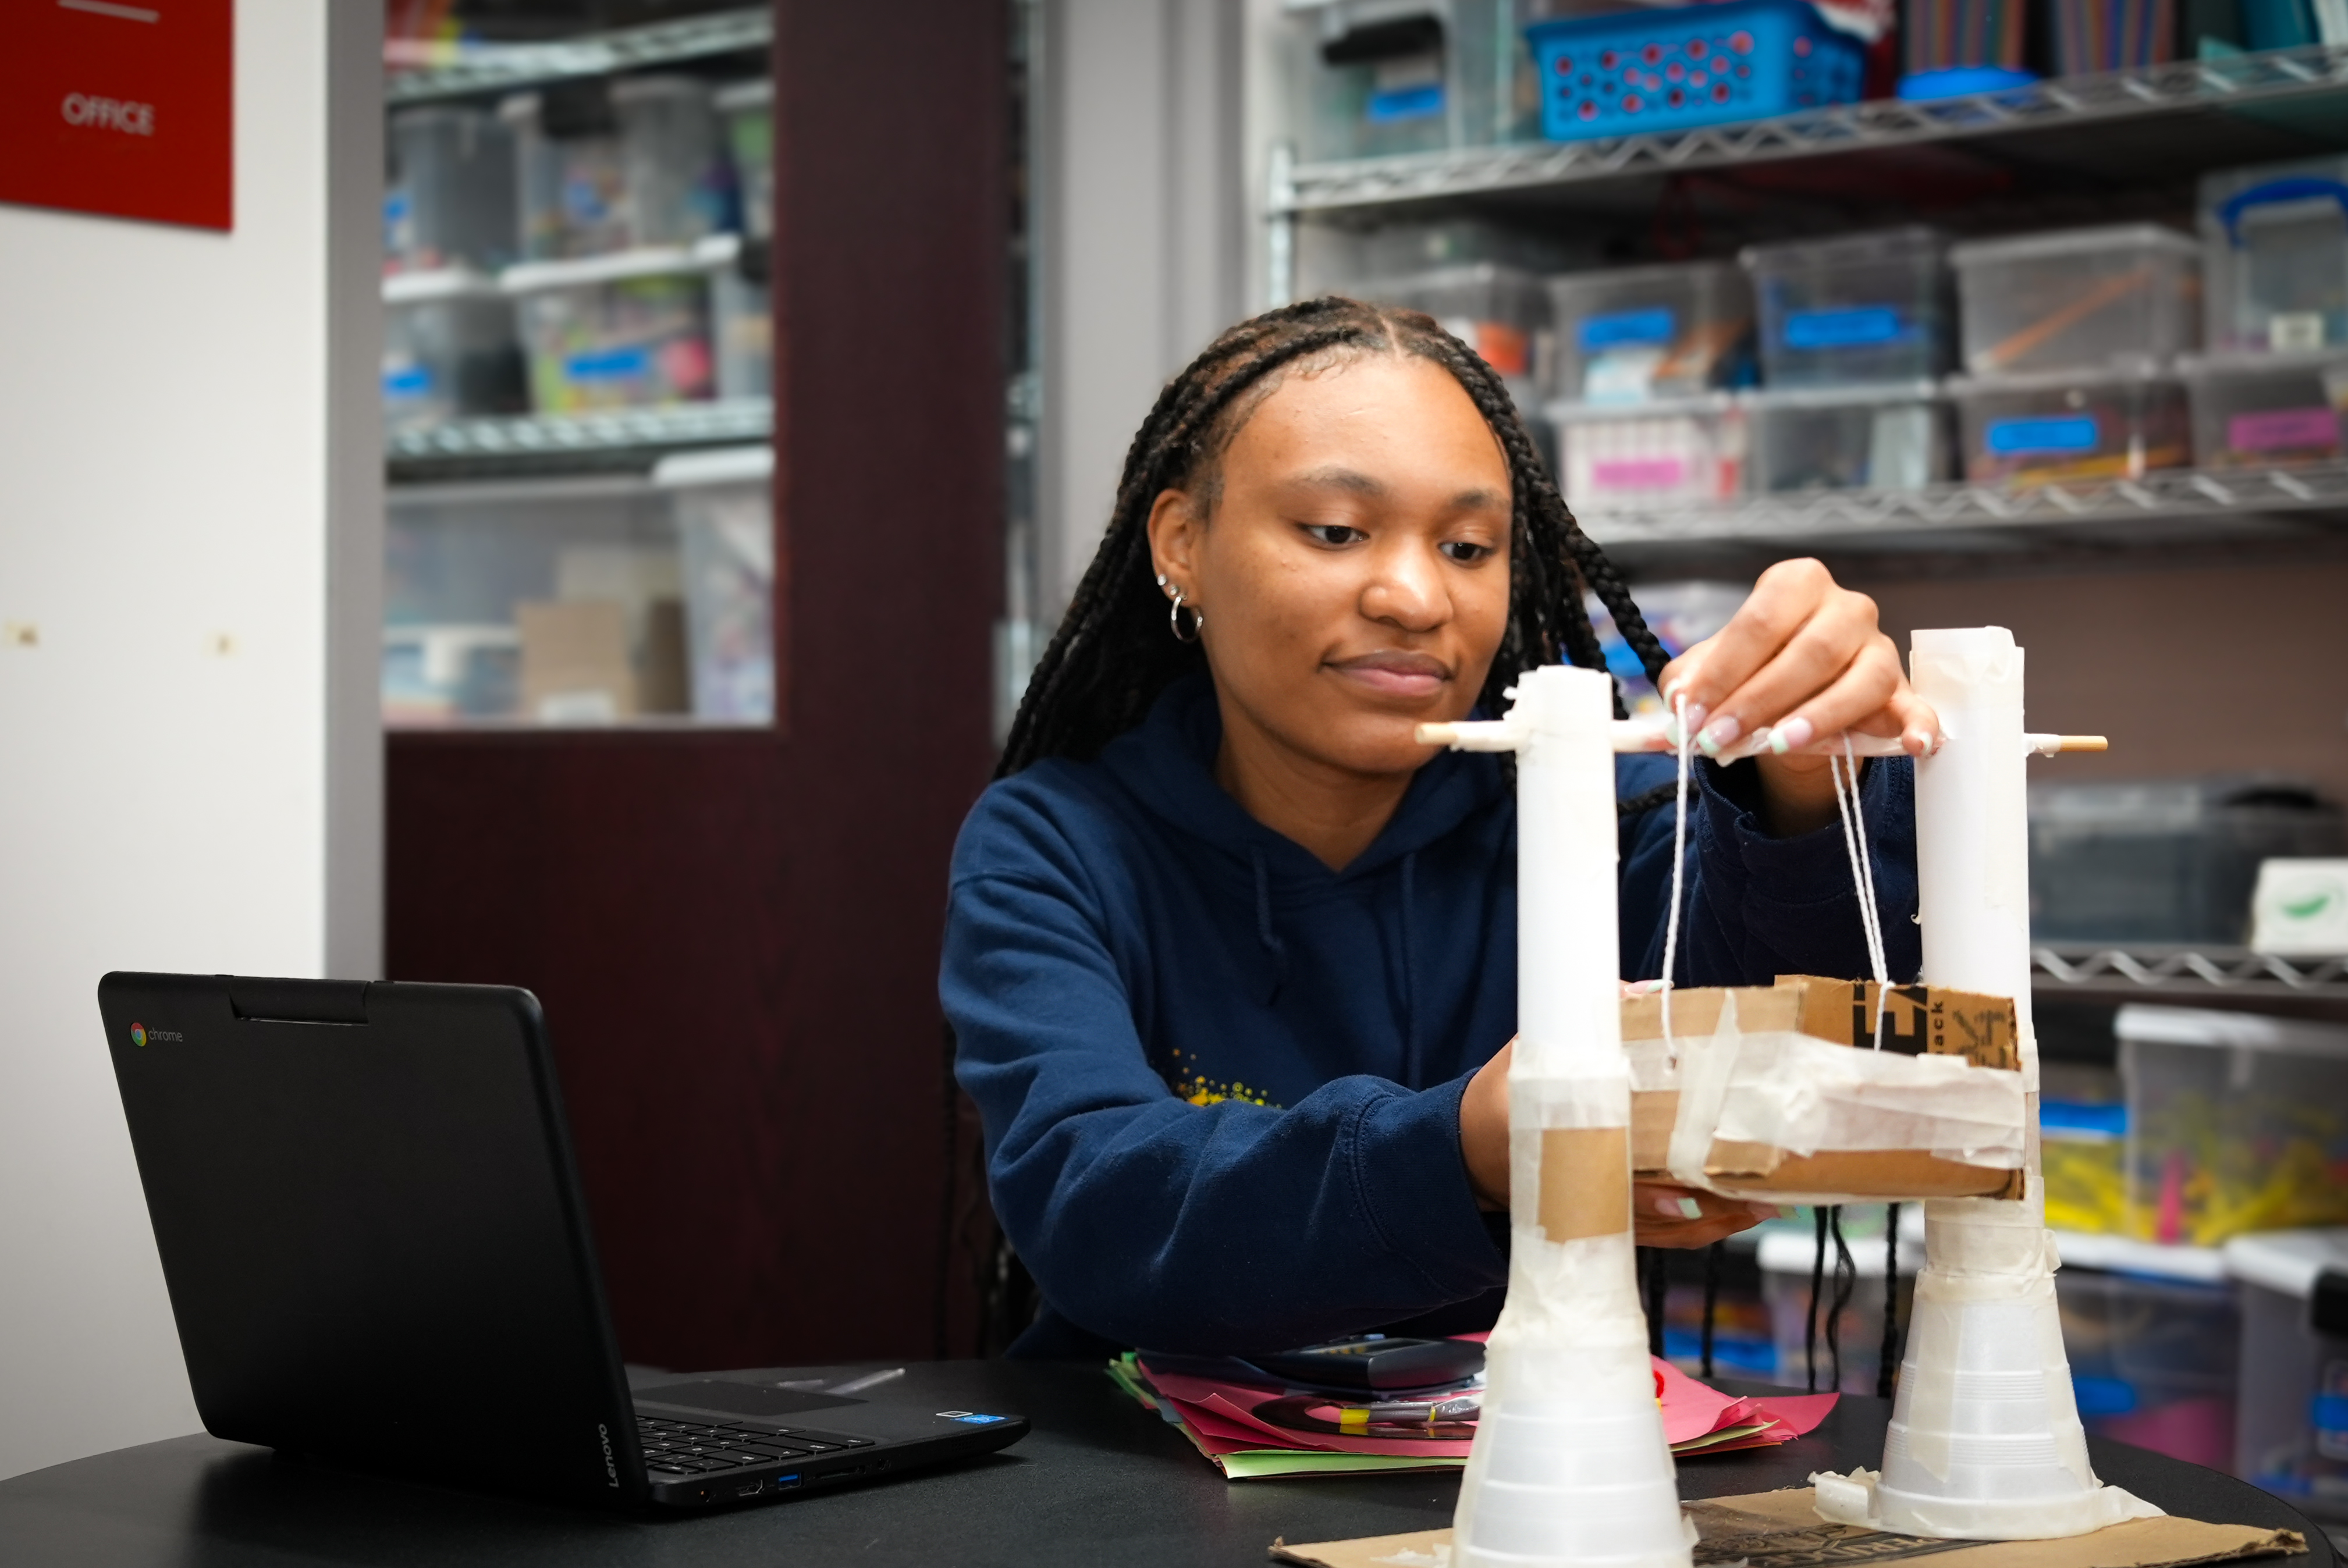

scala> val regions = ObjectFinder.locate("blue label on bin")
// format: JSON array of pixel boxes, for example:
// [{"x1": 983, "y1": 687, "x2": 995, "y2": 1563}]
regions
[
  {"x1": 2073, "y1": 1376, "x2": 2137, "y2": 1417},
  {"x1": 566, "y1": 346, "x2": 654, "y2": 382},
  {"x1": 1783, "y1": 306, "x2": 1907, "y2": 349},
  {"x1": 2314, "y1": 1393, "x2": 2348, "y2": 1435},
  {"x1": 1987, "y1": 415, "x2": 2099, "y2": 455},
  {"x1": 2040, "y1": 1100, "x2": 2127, "y2": 1137},
  {"x1": 1366, "y1": 81, "x2": 1444, "y2": 123},
  {"x1": 1579, "y1": 307, "x2": 1676, "y2": 351}
]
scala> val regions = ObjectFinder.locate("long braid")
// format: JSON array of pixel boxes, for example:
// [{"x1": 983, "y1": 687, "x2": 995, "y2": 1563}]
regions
[{"x1": 1000, "y1": 297, "x2": 1670, "y2": 777}]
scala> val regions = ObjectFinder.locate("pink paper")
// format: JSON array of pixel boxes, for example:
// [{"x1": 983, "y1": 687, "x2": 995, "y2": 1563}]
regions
[{"x1": 1135, "y1": 1352, "x2": 1837, "y2": 1463}]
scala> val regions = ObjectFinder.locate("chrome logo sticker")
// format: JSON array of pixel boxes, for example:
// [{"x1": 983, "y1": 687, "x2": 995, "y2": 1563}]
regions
[{"x1": 130, "y1": 1023, "x2": 147, "y2": 1047}]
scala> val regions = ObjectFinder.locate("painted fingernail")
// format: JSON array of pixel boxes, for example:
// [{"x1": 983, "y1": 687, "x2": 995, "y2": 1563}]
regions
[
  {"x1": 1664, "y1": 703, "x2": 1706, "y2": 746},
  {"x1": 1768, "y1": 717, "x2": 1814, "y2": 755},
  {"x1": 1695, "y1": 715, "x2": 1740, "y2": 757},
  {"x1": 1656, "y1": 1194, "x2": 1704, "y2": 1218}
]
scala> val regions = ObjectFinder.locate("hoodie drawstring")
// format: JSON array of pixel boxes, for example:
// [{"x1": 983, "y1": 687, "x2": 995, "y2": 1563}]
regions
[{"x1": 1250, "y1": 846, "x2": 1290, "y2": 1005}]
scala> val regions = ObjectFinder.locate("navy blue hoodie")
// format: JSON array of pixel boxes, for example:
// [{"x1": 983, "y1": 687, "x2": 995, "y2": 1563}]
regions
[{"x1": 943, "y1": 672, "x2": 1918, "y2": 1359}]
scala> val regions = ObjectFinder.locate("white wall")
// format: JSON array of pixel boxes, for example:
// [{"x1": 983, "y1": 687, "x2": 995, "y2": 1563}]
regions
[
  {"x1": 0, "y1": 2, "x2": 381, "y2": 1481},
  {"x1": 1039, "y1": 0, "x2": 1249, "y2": 616}
]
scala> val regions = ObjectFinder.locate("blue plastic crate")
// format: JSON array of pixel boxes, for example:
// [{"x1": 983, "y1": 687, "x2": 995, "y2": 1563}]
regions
[{"x1": 1528, "y1": 0, "x2": 1865, "y2": 142}]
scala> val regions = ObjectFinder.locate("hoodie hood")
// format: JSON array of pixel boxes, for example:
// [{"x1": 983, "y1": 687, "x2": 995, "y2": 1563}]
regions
[{"x1": 1096, "y1": 672, "x2": 1507, "y2": 897}]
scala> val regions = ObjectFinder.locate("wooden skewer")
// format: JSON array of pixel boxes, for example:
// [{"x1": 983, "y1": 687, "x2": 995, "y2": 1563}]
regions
[{"x1": 1422, "y1": 721, "x2": 2113, "y2": 759}]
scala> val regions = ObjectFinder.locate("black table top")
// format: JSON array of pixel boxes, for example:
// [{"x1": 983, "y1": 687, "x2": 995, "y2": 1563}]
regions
[{"x1": 1, "y1": 1361, "x2": 2333, "y2": 1567}]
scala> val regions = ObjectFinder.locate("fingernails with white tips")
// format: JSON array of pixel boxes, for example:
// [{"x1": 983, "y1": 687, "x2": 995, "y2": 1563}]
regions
[
  {"x1": 1664, "y1": 703, "x2": 1707, "y2": 746},
  {"x1": 1695, "y1": 715, "x2": 1740, "y2": 757},
  {"x1": 1767, "y1": 717, "x2": 1814, "y2": 755},
  {"x1": 1656, "y1": 1195, "x2": 1704, "y2": 1219}
]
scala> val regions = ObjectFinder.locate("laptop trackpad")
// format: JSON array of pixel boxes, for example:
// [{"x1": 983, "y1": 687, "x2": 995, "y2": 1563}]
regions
[{"x1": 635, "y1": 1380, "x2": 864, "y2": 1418}]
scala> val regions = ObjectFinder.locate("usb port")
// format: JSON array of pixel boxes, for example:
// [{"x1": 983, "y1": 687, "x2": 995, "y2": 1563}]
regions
[{"x1": 774, "y1": 1473, "x2": 802, "y2": 1490}]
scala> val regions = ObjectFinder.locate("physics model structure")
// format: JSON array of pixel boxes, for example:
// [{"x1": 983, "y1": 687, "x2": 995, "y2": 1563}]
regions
[{"x1": 1416, "y1": 627, "x2": 2148, "y2": 1568}]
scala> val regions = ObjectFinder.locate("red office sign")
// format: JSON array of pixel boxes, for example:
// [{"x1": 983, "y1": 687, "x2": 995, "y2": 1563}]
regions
[{"x1": 0, "y1": 0, "x2": 234, "y2": 231}]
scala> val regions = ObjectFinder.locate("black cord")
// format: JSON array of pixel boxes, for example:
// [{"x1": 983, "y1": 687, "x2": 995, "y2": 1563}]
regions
[
  {"x1": 1827, "y1": 1206, "x2": 1857, "y2": 1394},
  {"x1": 1879, "y1": 1203, "x2": 1903, "y2": 1400},
  {"x1": 1805, "y1": 1207, "x2": 1825, "y2": 1393},
  {"x1": 1641, "y1": 1247, "x2": 1669, "y2": 1359},
  {"x1": 1700, "y1": 1240, "x2": 1722, "y2": 1380}
]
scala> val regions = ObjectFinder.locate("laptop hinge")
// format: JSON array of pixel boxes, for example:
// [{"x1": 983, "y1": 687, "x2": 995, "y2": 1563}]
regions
[{"x1": 226, "y1": 977, "x2": 371, "y2": 1025}]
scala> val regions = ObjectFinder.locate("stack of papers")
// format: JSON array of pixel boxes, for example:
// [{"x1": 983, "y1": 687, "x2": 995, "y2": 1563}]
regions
[{"x1": 1108, "y1": 1347, "x2": 1837, "y2": 1480}]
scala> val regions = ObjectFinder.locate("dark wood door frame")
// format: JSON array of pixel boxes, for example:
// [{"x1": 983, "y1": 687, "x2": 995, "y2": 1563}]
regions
[{"x1": 387, "y1": 0, "x2": 1008, "y2": 1371}]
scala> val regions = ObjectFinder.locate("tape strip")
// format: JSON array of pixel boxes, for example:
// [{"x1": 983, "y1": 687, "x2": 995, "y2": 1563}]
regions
[{"x1": 1537, "y1": 1126, "x2": 1630, "y2": 1242}]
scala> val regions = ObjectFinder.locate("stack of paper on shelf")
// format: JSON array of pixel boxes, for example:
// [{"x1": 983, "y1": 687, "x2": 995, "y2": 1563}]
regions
[{"x1": 1107, "y1": 1347, "x2": 1837, "y2": 1481}]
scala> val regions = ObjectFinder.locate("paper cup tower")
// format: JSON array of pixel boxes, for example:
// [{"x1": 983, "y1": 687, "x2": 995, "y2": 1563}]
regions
[
  {"x1": 1812, "y1": 627, "x2": 2155, "y2": 1539},
  {"x1": 1440, "y1": 665, "x2": 1695, "y2": 1568}
]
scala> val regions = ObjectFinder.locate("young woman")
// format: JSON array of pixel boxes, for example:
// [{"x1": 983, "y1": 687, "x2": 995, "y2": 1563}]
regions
[{"x1": 943, "y1": 297, "x2": 1938, "y2": 1360}]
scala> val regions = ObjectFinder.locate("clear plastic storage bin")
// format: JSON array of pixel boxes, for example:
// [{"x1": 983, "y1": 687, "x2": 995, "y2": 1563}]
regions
[
  {"x1": 715, "y1": 79, "x2": 772, "y2": 240},
  {"x1": 2055, "y1": 1260, "x2": 2240, "y2": 1471},
  {"x1": 1361, "y1": 263, "x2": 1550, "y2": 403},
  {"x1": 712, "y1": 253, "x2": 771, "y2": 403},
  {"x1": 1745, "y1": 380, "x2": 1946, "y2": 491},
  {"x1": 658, "y1": 446, "x2": 776, "y2": 724},
  {"x1": 1947, "y1": 360, "x2": 2189, "y2": 483},
  {"x1": 381, "y1": 272, "x2": 525, "y2": 432},
  {"x1": 385, "y1": 478, "x2": 691, "y2": 726},
  {"x1": 2119, "y1": 1006, "x2": 2348, "y2": 1247},
  {"x1": 1550, "y1": 393, "x2": 1745, "y2": 505},
  {"x1": 1742, "y1": 227, "x2": 1949, "y2": 387},
  {"x1": 503, "y1": 87, "x2": 630, "y2": 261},
  {"x1": 511, "y1": 263, "x2": 716, "y2": 413},
  {"x1": 612, "y1": 75, "x2": 734, "y2": 248},
  {"x1": 2224, "y1": 1229, "x2": 2348, "y2": 1525},
  {"x1": 1278, "y1": 0, "x2": 1523, "y2": 162},
  {"x1": 2029, "y1": 777, "x2": 2346, "y2": 945},
  {"x1": 1546, "y1": 260, "x2": 1753, "y2": 405},
  {"x1": 2202, "y1": 158, "x2": 2348, "y2": 355},
  {"x1": 385, "y1": 105, "x2": 518, "y2": 275},
  {"x1": 1949, "y1": 225, "x2": 2201, "y2": 376},
  {"x1": 2180, "y1": 350, "x2": 2348, "y2": 468}
]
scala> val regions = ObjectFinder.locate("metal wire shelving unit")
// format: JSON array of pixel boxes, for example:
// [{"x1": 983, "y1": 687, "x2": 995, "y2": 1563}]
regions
[
  {"x1": 1279, "y1": 44, "x2": 2348, "y2": 214},
  {"x1": 1576, "y1": 461, "x2": 2348, "y2": 554},
  {"x1": 2033, "y1": 945, "x2": 2348, "y2": 1002},
  {"x1": 385, "y1": 7, "x2": 770, "y2": 105}
]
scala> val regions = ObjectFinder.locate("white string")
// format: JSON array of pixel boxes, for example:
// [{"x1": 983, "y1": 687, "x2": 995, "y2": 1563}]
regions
[
  {"x1": 1658, "y1": 691, "x2": 1693, "y2": 1053},
  {"x1": 1825, "y1": 735, "x2": 1891, "y2": 1047}
]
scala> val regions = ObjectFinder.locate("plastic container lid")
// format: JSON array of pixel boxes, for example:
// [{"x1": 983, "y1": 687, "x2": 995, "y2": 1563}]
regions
[
  {"x1": 1944, "y1": 355, "x2": 2178, "y2": 396},
  {"x1": 1742, "y1": 378, "x2": 1940, "y2": 411},
  {"x1": 2223, "y1": 1228, "x2": 2348, "y2": 1299},
  {"x1": 1948, "y1": 224, "x2": 2200, "y2": 271},
  {"x1": 1545, "y1": 390, "x2": 1739, "y2": 424},
  {"x1": 1547, "y1": 258, "x2": 1743, "y2": 296},
  {"x1": 714, "y1": 79, "x2": 774, "y2": 112},
  {"x1": 2114, "y1": 1003, "x2": 2348, "y2": 1057},
  {"x1": 1741, "y1": 225, "x2": 1946, "y2": 273},
  {"x1": 2176, "y1": 347, "x2": 2348, "y2": 379},
  {"x1": 2049, "y1": 1229, "x2": 2228, "y2": 1283},
  {"x1": 609, "y1": 74, "x2": 713, "y2": 106},
  {"x1": 654, "y1": 445, "x2": 773, "y2": 488}
]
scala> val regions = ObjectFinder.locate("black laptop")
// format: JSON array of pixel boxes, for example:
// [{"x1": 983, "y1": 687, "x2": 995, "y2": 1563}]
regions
[{"x1": 96, "y1": 972, "x2": 1027, "y2": 1511}]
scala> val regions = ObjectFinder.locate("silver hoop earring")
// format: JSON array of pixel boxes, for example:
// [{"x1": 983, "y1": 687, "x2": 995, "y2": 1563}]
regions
[{"x1": 1168, "y1": 586, "x2": 1203, "y2": 643}]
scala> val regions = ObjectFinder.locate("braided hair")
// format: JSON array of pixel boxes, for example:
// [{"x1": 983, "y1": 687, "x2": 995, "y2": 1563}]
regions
[{"x1": 997, "y1": 295, "x2": 1670, "y2": 778}]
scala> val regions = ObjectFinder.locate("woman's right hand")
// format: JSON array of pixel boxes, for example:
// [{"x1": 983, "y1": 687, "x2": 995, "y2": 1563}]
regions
[{"x1": 1459, "y1": 1040, "x2": 1774, "y2": 1245}]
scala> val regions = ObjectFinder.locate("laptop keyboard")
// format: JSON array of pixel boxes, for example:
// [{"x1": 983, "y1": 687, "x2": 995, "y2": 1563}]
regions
[{"x1": 634, "y1": 1414, "x2": 876, "y2": 1477}]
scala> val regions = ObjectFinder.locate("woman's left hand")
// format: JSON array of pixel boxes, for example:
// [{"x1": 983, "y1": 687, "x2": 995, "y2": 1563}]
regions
[{"x1": 1654, "y1": 559, "x2": 1940, "y2": 837}]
